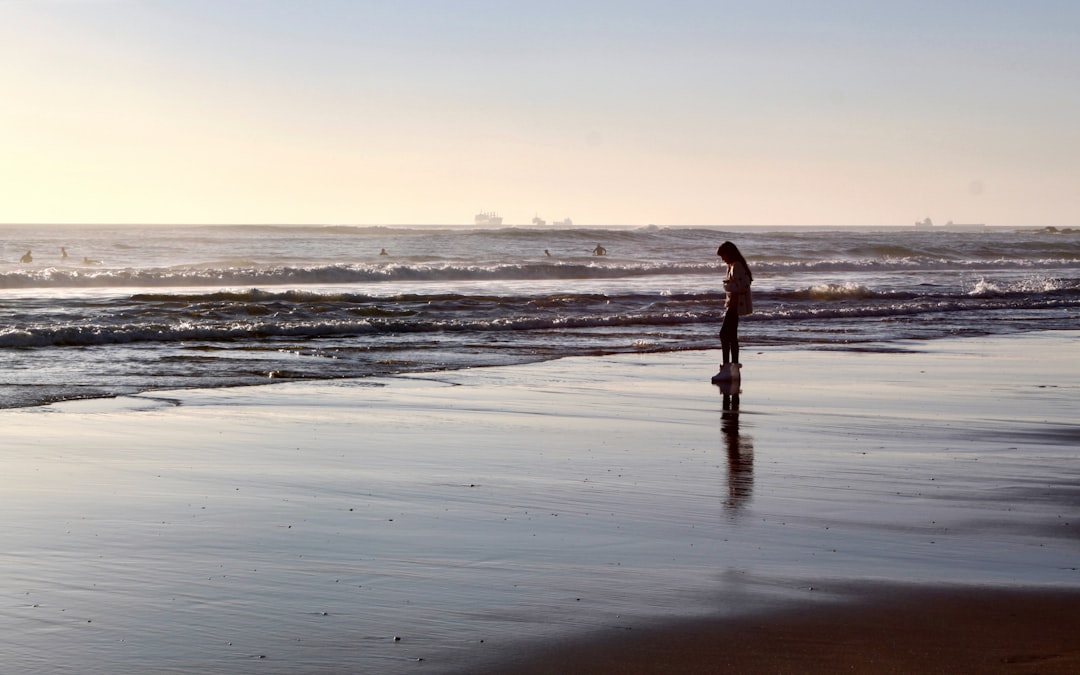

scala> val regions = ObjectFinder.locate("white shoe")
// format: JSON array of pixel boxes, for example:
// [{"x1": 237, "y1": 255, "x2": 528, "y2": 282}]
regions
[
  {"x1": 711, "y1": 363, "x2": 739, "y2": 382},
  {"x1": 708, "y1": 365, "x2": 734, "y2": 382}
]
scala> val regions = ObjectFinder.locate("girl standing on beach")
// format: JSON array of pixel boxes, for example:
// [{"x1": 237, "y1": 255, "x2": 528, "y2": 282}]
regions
[{"x1": 716, "y1": 241, "x2": 753, "y2": 380}]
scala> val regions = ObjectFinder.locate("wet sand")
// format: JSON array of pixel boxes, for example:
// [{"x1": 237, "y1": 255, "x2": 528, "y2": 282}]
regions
[
  {"x1": 2, "y1": 331, "x2": 1078, "y2": 673},
  {"x1": 488, "y1": 585, "x2": 1080, "y2": 674}
]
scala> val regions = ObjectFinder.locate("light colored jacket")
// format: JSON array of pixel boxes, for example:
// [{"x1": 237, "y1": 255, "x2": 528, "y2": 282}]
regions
[{"x1": 723, "y1": 262, "x2": 753, "y2": 315}]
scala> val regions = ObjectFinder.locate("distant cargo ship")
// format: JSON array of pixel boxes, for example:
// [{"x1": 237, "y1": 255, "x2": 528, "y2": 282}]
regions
[
  {"x1": 915, "y1": 218, "x2": 985, "y2": 230},
  {"x1": 532, "y1": 215, "x2": 573, "y2": 227},
  {"x1": 475, "y1": 211, "x2": 503, "y2": 226}
]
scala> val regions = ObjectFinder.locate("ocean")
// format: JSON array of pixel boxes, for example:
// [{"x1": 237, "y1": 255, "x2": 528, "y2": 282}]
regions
[{"x1": 1, "y1": 223, "x2": 1077, "y2": 409}]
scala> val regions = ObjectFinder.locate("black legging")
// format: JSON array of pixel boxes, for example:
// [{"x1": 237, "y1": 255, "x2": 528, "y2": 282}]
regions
[{"x1": 720, "y1": 307, "x2": 739, "y2": 365}]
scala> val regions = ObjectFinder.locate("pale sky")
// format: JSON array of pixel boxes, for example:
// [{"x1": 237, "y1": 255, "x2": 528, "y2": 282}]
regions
[{"x1": 1, "y1": 1, "x2": 1078, "y2": 226}]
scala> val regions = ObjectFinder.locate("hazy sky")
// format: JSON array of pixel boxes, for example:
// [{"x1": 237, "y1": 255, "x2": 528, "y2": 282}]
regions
[{"x1": 2, "y1": 1, "x2": 1078, "y2": 226}]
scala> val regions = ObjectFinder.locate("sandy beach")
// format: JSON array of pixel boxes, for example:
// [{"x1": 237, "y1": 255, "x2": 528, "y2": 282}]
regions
[{"x1": 3, "y1": 331, "x2": 1078, "y2": 673}]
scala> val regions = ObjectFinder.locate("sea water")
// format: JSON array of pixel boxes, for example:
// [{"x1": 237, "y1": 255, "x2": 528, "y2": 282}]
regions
[{"x1": 1, "y1": 223, "x2": 1077, "y2": 408}]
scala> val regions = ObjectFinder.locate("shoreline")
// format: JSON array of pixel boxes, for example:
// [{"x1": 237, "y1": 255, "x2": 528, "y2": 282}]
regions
[{"x1": 3, "y1": 331, "x2": 1077, "y2": 673}]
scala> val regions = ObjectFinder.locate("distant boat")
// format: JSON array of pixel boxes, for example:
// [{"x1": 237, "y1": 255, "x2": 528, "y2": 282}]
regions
[
  {"x1": 915, "y1": 217, "x2": 985, "y2": 230},
  {"x1": 475, "y1": 211, "x2": 503, "y2": 226},
  {"x1": 532, "y1": 215, "x2": 571, "y2": 226}
]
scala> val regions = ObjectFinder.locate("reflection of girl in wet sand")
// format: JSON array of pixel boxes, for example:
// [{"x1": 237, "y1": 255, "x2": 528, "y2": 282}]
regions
[
  {"x1": 720, "y1": 383, "x2": 753, "y2": 511},
  {"x1": 715, "y1": 241, "x2": 753, "y2": 381}
]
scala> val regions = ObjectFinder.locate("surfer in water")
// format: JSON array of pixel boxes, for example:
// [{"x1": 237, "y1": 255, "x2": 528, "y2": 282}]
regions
[
  {"x1": 715, "y1": 241, "x2": 753, "y2": 381},
  {"x1": 592, "y1": 244, "x2": 607, "y2": 256},
  {"x1": 20, "y1": 250, "x2": 32, "y2": 263}
]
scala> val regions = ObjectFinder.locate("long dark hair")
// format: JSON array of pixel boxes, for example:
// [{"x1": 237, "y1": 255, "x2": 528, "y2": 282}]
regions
[{"x1": 717, "y1": 241, "x2": 752, "y2": 281}]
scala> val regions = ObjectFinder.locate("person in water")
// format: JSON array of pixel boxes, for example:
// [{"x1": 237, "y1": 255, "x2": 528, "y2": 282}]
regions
[
  {"x1": 20, "y1": 250, "x2": 32, "y2": 263},
  {"x1": 592, "y1": 244, "x2": 607, "y2": 256},
  {"x1": 715, "y1": 241, "x2": 753, "y2": 380}
]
